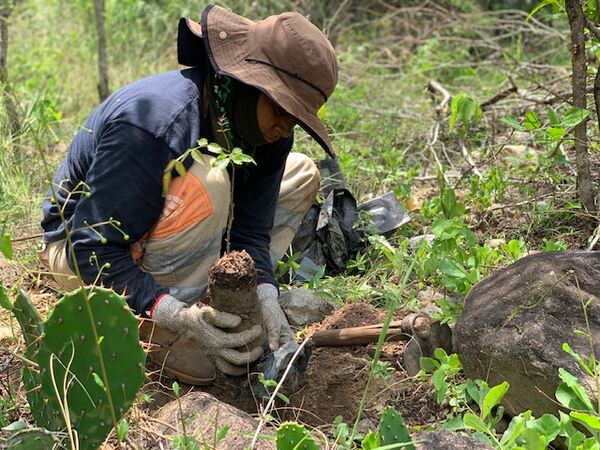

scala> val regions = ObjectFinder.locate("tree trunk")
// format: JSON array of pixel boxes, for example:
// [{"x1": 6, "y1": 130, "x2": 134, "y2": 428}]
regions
[
  {"x1": 0, "y1": 0, "x2": 20, "y2": 135},
  {"x1": 565, "y1": 0, "x2": 595, "y2": 212},
  {"x1": 93, "y1": 0, "x2": 110, "y2": 102}
]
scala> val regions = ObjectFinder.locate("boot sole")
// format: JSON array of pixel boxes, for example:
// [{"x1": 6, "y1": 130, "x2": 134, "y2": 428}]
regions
[{"x1": 160, "y1": 364, "x2": 216, "y2": 386}]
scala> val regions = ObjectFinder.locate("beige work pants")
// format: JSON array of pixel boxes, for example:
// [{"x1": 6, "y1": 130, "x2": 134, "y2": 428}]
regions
[{"x1": 39, "y1": 153, "x2": 319, "y2": 301}]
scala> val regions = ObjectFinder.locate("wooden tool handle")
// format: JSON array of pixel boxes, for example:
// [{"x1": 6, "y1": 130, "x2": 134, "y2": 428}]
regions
[{"x1": 309, "y1": 315, "x2": 431, "y2": 347}]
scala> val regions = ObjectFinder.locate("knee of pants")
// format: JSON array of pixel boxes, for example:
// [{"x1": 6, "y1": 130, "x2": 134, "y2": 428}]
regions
[{"x1": 282, "y1": 153, "x2": 320, "y2": 215}]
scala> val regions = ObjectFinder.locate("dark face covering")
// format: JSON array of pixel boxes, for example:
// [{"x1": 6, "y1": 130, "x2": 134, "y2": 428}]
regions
[{"x1": 206, "y1": 69, "x2": 265, "y2": 150}]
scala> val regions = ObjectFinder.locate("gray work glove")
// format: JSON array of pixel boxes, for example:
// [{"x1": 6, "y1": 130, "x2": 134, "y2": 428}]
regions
[
  {"x1": 152, "y1": 294, "x2": 264, "y2": 375},
  {"x1": 258, "y1": 283, "x2": 295, "y2": 351}
]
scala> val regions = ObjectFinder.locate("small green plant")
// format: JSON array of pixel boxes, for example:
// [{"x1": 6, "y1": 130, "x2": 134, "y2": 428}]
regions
[
  {"x1": 420, "y1": 349, "x2": 472, "y2": 415},
  {"x1": 500, "y1": 239, "x2": 527, "y2": 262},
  {"x1": 372, "y1": 360, "x2": 394, "y2": 382},
  {"x1": 258, "y1": 373, "x2": 290, "y2": 404},
  {"x1": 171, "y1": 381, "x2": 199, "y2": 450},
  {"x1": 449, "y1": 93, "x2": 481, "y2": 137}
]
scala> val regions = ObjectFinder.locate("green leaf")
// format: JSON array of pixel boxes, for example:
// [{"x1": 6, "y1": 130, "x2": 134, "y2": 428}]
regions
[
  {"x1": 361, "y1": 431, "x2": 381, "y2": 449},
  {"x1": 207, "y1": 142, "x2": 224, "y2": 154},
  {"x1": 276, "y1": 392, "x2": 290, "y2": 404},
  {"x1": 570, "y1": 412, "x2": 600, "y2": 430},
  {"x1": 557, "y1": 368, "x2": 594, "y2": 411},
  {"x1": 162, "y1": 171, "x2": 172, "y2": 197},
  {"x1": 524, "y1": 111, "x2": 541, "y2": 130},
  {"x1": 174, "y1": 161, "x2": 187, "y2": 178},
  {"x1": 0, "y1": 283, "x2": 12, "y2": 310},
  {"x1": 172, "y1": 381, "x2": 180, "y2": 397},
  {"x1": 522, "y1": 427, "x2": 546, "y2": 450},
  {"x1": 432, "y1": 367, "x2": 448, "y2": 403},
  {"x1": 563, "y1": 342, "x2": 593, "y2": 376},
  {"x1": 197, "y1": 138, "x2": 208, "y2": 147},
  {"x1": 2, "y1": 419, "x2": 29, "y2": 431},
  {"x1": 449, "y1": 93, "x2": 480, "y2": 134},
  {"x1": 482, "y1": 381, "x2": 509, "y2": 419},
  {"x1": 0, "y1": 232, "x2": 13, "y2": 260},
  {"x1": 229, "y1": 148, "x2": 257, "y2": 165},
  {"x1": 441, "y1": 415, "x2": 466, "y2": 431},
  {"x1": 527, "y1": 0, "x2": 563, "y2": 19},
  {"x1": 463, "y1": 413, "x2": 489, "y2": 434},
  {"x1": 525, "y1": 414, "x2": 560, "y2": 443},
  {"x1": 466, "y1": 379, "x2": 482, "y2": 407},
  {"x1": 560, "y1": 411, "x2": 586, "y2": 449},
  {"x1": 117, "y1": 418, "x2": 129, "y2": 442},
  {"x1": 500, "y1": 411, "x2": 531, "y2": 446},
  {"x1": 433, "y1": 348, "x2": 449, "y2": 362},
  {"x1": 501, "y1": 114, "x2": 523, "y2": 131},
  {"x1": 561, "y1": 108, "x2": 591, "y2": 128},
  {"x1": 419, "y1": 356, "x2": 439, "y2": 372},
  {"x1": 212, "y1": 155, "x2": 231, "y2": 171},
  {"x1": 545, "y1": 127, "x2": 565, "y2": 142},
  {"x1": 216, "y1": 425, "x2": 229, "y2": 442},
  {"x1": 191, "y1": 149, "x2": 206, "y2": 165},
  {"x1": 438, "y1": 259, "x2": 468, "y2": 279},
  {"x1": 547, "y1": 107, "x2": 560, "y2": 126}
]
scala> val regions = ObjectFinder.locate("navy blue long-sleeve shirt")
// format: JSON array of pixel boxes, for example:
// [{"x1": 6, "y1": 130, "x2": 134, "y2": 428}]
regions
[{"x1": 41, "y1": 66, "x2": 291, "y2": 314}]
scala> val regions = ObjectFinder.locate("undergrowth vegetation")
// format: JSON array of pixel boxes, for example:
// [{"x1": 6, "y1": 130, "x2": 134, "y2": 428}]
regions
[{"x1": 1, "y1": 0, "x2": 600, "y2": 448}]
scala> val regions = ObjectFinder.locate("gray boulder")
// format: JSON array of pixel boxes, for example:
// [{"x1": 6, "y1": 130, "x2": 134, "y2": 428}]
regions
[
  {"x1": 455, "y1": 251, "x2": 600, "y2": 417},
  {"x1": 279, "y1": 288, "x2": 337, "y2": 326},
  {"x1": 414, "y1": 430, "x2": 494, "y2": 449},
  {"x1": 153, "y1": 392, "x2": 272, "y2": 449}
]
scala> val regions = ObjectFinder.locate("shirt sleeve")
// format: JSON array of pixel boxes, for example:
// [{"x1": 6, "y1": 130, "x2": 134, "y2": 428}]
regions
[
  {"x1": 66, "y1": 121, "x2": 170, "y2": 314},
  {"x1": 229, "y1": 135, "x2": 293, "y2": 288}
]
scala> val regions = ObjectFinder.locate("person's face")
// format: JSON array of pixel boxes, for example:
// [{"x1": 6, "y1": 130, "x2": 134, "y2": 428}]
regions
[{"x1": 257, "y1": 94, "x2": 296, "y2": 144}]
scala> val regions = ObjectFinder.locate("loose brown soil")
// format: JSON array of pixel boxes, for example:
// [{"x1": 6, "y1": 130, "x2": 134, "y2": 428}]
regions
[
  {"x1": 208, "y1": 250, "x2": 257, "y2": 292},
  {"x1": 284, "y1": 302, "x2": 446, "y2": 428}
]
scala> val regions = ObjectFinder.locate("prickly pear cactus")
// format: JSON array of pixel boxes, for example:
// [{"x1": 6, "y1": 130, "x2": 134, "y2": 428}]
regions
[
  {"x1": 5, "y1": 427, "x2": 57, "y2": 449},
  {"x1": 379, "y1": 407, "x2": 414, "y2": 450},
  {"x1": 34, "y1": 287, "x2": 145, "y2": 449},
  {"x1": 12, "y1": 290, "x2": 61, "y2": 429},
  {"x1": 276, "y1": 422, "x2": 319, "y2": 450}
]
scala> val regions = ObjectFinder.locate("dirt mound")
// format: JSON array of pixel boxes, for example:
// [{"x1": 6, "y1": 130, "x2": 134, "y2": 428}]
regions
[
  {"x1": 287, "y1": 302, "x2": 405, "y2": 427},
  {"x1": 306, "y1": 301, "x2": 384, "y2": 333}
]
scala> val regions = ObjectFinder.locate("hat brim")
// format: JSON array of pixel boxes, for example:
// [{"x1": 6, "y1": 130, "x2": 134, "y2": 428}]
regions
[{"x1": 179, "y1": 5, "x2": 335, "y2": 158}]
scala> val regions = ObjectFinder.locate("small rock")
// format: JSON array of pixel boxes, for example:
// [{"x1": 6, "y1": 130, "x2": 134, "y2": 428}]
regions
[
  {"x1": 485, "y1": 238, "x2": 506, "y2": 248},
  {"x1": 409, "y1": 234, "x2": 436, "y2": 249},
  {"x1": 153, "y1": 392, "x2": 271, "y2": 450},
  {"x1": 279, "y1": 288, "x2": 337, "y2": 326},
  {"x1": 414, "y1": 430, "x2": 494, "y2": 449}
]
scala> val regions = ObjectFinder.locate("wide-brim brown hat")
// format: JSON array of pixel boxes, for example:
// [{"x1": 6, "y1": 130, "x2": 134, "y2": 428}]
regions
[{"x1": 178, "y1": 4, "x2": 338, "y2": 157}]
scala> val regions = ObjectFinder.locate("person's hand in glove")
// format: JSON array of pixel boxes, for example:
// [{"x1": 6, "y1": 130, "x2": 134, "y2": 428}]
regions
[
  {"x1": 151, "y1": 294, "x2": 264, "y2": 374},
  {"x1": 257, "y1": 283, "x2": 294, "y2": 351}
]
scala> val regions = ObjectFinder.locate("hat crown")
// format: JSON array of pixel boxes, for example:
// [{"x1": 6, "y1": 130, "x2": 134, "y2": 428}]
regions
[{"x1": 254, "y1": 12, "x2": 338, "y2": 101}]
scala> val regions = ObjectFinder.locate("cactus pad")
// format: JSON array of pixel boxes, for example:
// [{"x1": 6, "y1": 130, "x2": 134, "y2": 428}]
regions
[
  {"x1": 5, "y1": 427, "x2": 58, "y2": 449},
  {"x1": 35, "y1": 287, "x2": 145, "y2": 449},
  {"x1": 12, "y1": 290, "x2": 61, "y2": 429},
  {"x1": 379, "y1": 407, "x2": 414, "y2": 450},
  {"x1": 276, "y1": 422, "x2": 319, "y2": 450}
]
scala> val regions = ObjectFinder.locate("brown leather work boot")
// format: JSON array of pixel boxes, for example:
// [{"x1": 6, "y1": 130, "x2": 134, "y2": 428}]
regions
[{"x1": 139, "y1": 319, "x2": 216, "y2": 386}]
